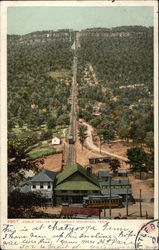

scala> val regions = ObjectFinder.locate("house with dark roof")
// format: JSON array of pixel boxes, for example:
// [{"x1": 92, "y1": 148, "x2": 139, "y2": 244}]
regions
[
  {"x1": 55, "y1": 163, "x2": 101, "y2": 204},
  {"x1": 27, "y1": 169, "x2": 57, "y2": 206}
]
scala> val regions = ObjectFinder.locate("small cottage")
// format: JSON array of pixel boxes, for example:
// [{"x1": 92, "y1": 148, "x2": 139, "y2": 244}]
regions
[{"x1": 51, "y1": 135, "x2": 61, "y2": 145}]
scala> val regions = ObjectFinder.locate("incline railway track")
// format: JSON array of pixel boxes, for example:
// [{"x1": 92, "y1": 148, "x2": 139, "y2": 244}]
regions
[{"x1": 66, "y1": 44, "x2": 77, "y2": 167}]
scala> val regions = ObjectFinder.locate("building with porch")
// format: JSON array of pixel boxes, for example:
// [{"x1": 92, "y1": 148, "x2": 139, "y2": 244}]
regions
[
  {"x1": 30, "y1": 169, "x2": 57, "y2": 206},
  {"x1": 55, "y1": 163, "x2": 101, "y2": 204},
  {"x1": 100, "y1": 179, "x2": 134, "y2": 202}
]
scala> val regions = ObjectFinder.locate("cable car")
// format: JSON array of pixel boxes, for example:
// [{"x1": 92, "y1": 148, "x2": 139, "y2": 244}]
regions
[
  {"x1": 69, "y1": 135, "x2": 74, "y2": 144},
  {"x1": 83, "y1": 195, "x2": 123, "y2": 208}
]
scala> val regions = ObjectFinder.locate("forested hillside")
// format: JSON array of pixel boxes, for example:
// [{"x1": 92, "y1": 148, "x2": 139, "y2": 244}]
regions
[
  {"x1": 8, "y1": 30, "x2": 74, "y2": 134},
  {"x1": 77, "y1": 26, "x2": 154, "y2": 149}
]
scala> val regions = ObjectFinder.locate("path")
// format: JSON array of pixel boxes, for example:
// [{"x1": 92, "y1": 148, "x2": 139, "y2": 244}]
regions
[
  {"x1": 82, "y1": 121, "x2": 128, "y2": 162},
  {"x1": 89, "y1": 64, "x2": 98, "y2": 85}
]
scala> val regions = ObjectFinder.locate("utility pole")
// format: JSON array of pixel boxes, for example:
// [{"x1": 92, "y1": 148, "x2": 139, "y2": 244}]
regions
[
  {"x1": 109, "y1": 176, "x2": 112, "y2": 218},
  {"x1": 126, "y1": 187, "x2": 128, "y2": 217},
  {"x1": 140, "y1": 189, "x2": 142, "y2": 218},
  {"x1": 104, "y1": 198, "x2": 106, "y2": 218}
]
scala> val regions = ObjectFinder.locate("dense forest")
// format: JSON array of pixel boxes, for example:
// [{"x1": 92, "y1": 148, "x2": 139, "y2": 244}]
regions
[
  {"x1": 77, "y1": 26, "x2": 154, "y2": 150},
  {"x1": 8, "y1": 31, "x2": 74, "y2": 139},
  {"x1": 8, "y1": 26, "x2": 154, "y2": 151}
]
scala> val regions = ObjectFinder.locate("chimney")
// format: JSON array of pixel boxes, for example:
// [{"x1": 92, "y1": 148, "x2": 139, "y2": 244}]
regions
[{"x1": 87, "y1": 166, "x2": 92, "y2": 176}]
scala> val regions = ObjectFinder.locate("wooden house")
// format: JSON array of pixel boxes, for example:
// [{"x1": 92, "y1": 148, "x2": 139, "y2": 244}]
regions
[
  {"x1": 30, "y1": 169, "x2": 57, "y2": 206},
  {"x1": 52, "y1": 135, "x2": 61, "y2": 145},
  {"x1": 55, "y1": 163, "x2": 101, "y2": 204}
]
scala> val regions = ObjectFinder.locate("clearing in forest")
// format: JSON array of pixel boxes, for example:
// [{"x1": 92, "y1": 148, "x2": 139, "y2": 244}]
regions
[{"x1": 49, "y1": 69, "x2": 70, "y2": 79}]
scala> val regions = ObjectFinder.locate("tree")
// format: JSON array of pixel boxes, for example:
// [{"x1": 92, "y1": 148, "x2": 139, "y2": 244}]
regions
[
  {"x1": 57, "y1": 114, "x2": 70, "y2": 126},
  {"x1": 144, "y1": 131, "x2": 154, "y2": 152},
  {"x1": 78, "y1": 125, "x2": 88, "y2": 151},
  {"x1": 127, "y1": 147, "x2": 148, "y2": 179},
  {"x1": 8, "y1": 190, "x2": 48, "y2": 218},
  {"x1": 47, "y1": 117, "x2": 56, "y2": 129},
  {"x1": 146, "y1": 151, "x2": 154, "y2": 175},
  {"x1": 118, "y1": 124, "x2": 130, "y2": 142},
  {"x1": 8, "y1": 189, "x2": 47, "y2": 208},
  {"x1": 40, "y1": 130, "x2": 52, "y2": 141},
  {"x1": 97, "y1": 128, "x2": 105, "y2": 154},
  {"x1": 129, "y1": 120, "x2": 146, "y2": 144},
  {"x1": 102, "y1": 128, "x2": 115, "y2": 145},
  {"x1": 109, "y1": 159, "x2": 121, "y2": 174},
  {"x1": 8, "y1": 137, "x2": 44, "y2": 188}
]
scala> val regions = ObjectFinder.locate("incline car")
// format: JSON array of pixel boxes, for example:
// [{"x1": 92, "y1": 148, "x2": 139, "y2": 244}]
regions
[
  {"x1": 83, "y1": 195, "x2": 123, "y2": 208},
  {"x1": 68, "y1": 135, "x2": 74, "y2": 144}
]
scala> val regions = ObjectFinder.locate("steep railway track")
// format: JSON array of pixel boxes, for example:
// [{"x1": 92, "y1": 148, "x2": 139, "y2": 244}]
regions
[{"x1": 66, "y1": 51, "x2": 77, "y2": 167}]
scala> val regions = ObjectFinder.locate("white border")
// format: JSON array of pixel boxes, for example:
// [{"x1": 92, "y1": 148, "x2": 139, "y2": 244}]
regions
[
  {"x1": 153, "y1": 0, "x2": 158, "y2": 218},
  {"x1": 0, "y1": 1, "x2": 157, "y2": 7},
  {"x1": 0, "y1": 1, "x2": 158, "y2": 249}
]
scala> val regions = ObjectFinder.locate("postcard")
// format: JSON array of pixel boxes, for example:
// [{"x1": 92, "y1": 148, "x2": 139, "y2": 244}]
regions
[{"x1": 0, "y1": 1, "x2": 158, "y2": 249}]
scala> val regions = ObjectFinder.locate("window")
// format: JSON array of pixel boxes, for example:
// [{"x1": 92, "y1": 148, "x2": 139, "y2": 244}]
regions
[
  {"x1": 48, "y1": 183, "x2": 51, "y2": 189},
  {"x1": 32, "y1": 185, "x2": 36, "y2": 189},
  {"x1": 93, "y1": 191, "x2": 99, "y2": 194},
  {"x1": 81, "y1": 191, "x2": 87, "y2": 194},
  {"x1": 61, "y1": 190, "x2": 67, "y2": 193},
  {"x1": 40, "y1": 183, "x2": 43, "y2": 189}
]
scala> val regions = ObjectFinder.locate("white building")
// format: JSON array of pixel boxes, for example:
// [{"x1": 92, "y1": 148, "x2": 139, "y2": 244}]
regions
[
  {"x1": 51, "y1": 136, "x2": 61, "y2": 145},
  {"x1": 30, "y1": 169, "x2": 57, "y2": 206}
]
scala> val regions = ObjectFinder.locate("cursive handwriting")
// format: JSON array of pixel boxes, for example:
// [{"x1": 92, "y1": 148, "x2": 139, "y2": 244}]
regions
[{"x1": 1, "y1": 221, "x2": 138, "y2": 249}]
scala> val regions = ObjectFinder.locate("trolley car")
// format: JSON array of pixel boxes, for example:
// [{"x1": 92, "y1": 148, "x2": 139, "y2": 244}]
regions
[
  {"x1": 83, "y1": 195, "x2": 123, "y2": 208},
  {"x1": 68, "y1": 135, "x2": 74, "y2": 144}
]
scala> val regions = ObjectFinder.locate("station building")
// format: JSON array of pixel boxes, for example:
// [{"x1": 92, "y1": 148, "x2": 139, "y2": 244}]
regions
[{"x1": 55, "y1": 163, "x2": 101, "y2": 204}]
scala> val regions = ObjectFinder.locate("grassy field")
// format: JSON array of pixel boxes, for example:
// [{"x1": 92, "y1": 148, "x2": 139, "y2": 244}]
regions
[
  {"x1": 10, "y1": 124, "x2": 69, "y2": 139},
  {"x1": 27, "y1": 144, "x2": 56, "y2": 160},
  {"x1": 49, "y1": 69, "x2": 70, "y2": 79}
]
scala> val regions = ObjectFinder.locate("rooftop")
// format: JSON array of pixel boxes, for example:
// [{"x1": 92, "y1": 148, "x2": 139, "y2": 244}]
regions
[
  {"x1": 31, "y1": 169, "x2": 56, "y2": 183},
  {"x1": 56, "y1": 163, "x2": 99, "y2": 187},
  {"x1": 101, "y1": 188, "x2": 132, "y2": 195},
  {"x1": 98, "y1": 171, "x2": 110, "y2": 178},
  {"x1": 99, "y1": 179, "x2": 130, "y2": 186},
  {"x1": 61, "y1": 206, "x2": 101, "y2": 217}
]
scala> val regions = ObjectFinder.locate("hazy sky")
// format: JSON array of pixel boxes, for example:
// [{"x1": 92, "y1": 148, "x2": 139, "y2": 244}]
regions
[{"x1": 7, "y1": 6, "x2": 154, "y2": 35}]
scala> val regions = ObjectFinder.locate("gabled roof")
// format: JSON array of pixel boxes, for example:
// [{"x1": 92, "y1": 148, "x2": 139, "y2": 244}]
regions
[
  {"x1": 31, "y1": 169, "x2": 56, "y2": 183},
  {"x1": 56, "y1": 163, "x2": 99, "y2": 187},
  {"x1": 52, "y1": 134, "x2": 61, "y2": 140}
]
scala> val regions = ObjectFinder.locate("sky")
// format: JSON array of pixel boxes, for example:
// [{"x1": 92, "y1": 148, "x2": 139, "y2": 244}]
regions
[{"x1": 7, "y1": 6, "x2": 154, "y2": 35}]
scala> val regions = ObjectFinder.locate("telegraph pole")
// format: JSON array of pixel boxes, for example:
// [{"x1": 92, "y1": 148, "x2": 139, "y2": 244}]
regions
[
  {"x1": 140, "y1": 189, "x2": 142, "y2": 218},
  {"x1": 104, "y1": 198, "x2": 106, "y2": 218},
  {"x1": 109, "y1": 176, "x2": 112, "y2": 218},
  {"x1": 126, "y1": 187, "x2": 128, "y2": 217}
]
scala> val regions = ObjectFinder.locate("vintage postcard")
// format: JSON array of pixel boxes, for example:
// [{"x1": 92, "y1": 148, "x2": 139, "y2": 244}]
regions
[{"x1": 0, "y1": 1, "x2": 158, "y2": 249}]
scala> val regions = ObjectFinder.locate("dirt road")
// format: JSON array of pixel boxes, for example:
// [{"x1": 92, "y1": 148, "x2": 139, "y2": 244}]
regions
[{"x1": 82, "y1": 121, "x2": 128, "y2": 162}]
